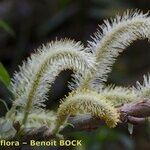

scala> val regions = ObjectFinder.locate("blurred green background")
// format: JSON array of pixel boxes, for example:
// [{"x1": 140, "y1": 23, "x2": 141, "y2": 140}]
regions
[{"x1": 0, "y1": 0, "x2": 150, "y2": 150}]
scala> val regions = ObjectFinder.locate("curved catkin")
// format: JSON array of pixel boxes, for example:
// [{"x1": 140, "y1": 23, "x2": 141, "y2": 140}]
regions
[
  {"x1": 99, "y1": 86, "x2": 137, "y2": 107},
  {"x1": 10, "y1": 40, "x2": 95, "y2": 125},
  {"x1": 56, "y1": 89, "x2": 120, "y2": 128},
  {"x1": 82, "y1": 10, "x2": 150, "y2": 90},
  {"x1": 134, "y1": 74, "x2": 150, "y2": 99}
]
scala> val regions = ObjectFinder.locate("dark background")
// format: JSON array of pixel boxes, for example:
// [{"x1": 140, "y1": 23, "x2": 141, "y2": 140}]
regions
[{"x1": 0, "y1": 0, "x2": 150, "y2": 150}]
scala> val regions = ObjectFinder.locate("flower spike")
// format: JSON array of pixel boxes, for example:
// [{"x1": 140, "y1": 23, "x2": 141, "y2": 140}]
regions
[{"x1": 10, "y1": 39, "x2": 95, "y2": 125}]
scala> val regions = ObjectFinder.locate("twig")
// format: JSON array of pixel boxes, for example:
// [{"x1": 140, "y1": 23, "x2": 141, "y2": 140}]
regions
[{"x1": 21, "y1": 98, "x2": 150, "y2": 140}]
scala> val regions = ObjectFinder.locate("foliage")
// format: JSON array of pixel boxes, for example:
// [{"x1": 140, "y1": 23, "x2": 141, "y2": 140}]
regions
[
  {"x1": 0, "y1": 20, "x2": 15, "y2": 37},
  {"x1": 0, "y1": 62, "x2": 10, "y2": 87}
]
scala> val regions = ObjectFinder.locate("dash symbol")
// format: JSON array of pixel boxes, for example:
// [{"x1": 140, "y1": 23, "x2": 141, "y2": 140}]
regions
[{"x1": 22, "y1": 142, "x2": 27, "y2": 145}]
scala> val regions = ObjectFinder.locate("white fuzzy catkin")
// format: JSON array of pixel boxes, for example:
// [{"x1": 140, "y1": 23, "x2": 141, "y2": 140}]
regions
[
  {"x1": 57, "y1": 89, "x2": 119, "y2": 128},
  {"x1": 11, "y1": 40, "x2": 95, "y2": 110},
  {"x1": 14, "y1": 109, "x2": 56, "y2": 129},
  {"x1": 99, "y1": 85, "x2": 137, "y2": 107},
  {"x1": 134, "y1": 74, "x2": 150, "y2": 99},
  {"x1": 86, "y1": 10, "x2": 150, "y2": 91}
]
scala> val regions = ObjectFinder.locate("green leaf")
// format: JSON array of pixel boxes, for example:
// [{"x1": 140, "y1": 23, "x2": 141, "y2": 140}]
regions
[
  {"x1": 0, "y1": 20, "x2": 15, "y2": 37},
  {"x1": 0, "y1": 62, "x2": 10, "y2": 87}
]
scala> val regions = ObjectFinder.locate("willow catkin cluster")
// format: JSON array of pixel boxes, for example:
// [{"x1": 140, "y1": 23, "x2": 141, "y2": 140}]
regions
[
  {"x1": 0, "y1": 10, "x2": 149, "y2": 139},
  {"x1": 56, "y1": 10, "x2": 150, "y2": 132}
]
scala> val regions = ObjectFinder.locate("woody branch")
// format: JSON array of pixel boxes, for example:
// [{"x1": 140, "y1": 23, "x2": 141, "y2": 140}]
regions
[{"x1": 21, "y1": 98, "x2": 150, "y2": 140}]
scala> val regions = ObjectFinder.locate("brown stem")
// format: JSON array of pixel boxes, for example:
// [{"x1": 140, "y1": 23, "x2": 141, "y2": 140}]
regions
[{"x1": 20, "y1": 98, "x2": 150, "y2": 140}]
